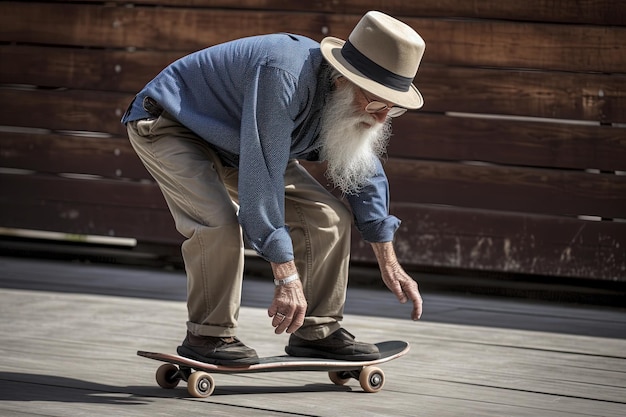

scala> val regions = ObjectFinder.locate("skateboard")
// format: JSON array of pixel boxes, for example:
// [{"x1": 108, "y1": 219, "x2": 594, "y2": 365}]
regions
[{"x1": 137, "y1": 340, "x2": 409, "y2": 397}]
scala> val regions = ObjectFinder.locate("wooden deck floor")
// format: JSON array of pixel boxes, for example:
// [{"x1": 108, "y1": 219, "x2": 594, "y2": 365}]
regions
[{"x1": 1, "y1": 256, "x2": 625, "y2": 416}]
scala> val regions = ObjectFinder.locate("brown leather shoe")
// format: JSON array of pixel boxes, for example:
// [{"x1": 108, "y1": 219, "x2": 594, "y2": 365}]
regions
[
  {"x1": 285, "y1": 328, "x2": 380, "y2": 361},
  {"x1": 177, "y1": 331, "x2": 259, "y2": 366}
]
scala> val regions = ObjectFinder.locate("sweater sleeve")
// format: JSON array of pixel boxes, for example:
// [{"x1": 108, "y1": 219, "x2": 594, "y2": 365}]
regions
[{"x1": 237, "y1": 65, "x2": 298, "y2": 263}]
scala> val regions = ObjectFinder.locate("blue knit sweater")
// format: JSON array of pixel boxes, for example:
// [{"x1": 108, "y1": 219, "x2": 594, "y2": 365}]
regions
[{"x1": 122, "y1": 33, "x2": 400, "y2": 263}]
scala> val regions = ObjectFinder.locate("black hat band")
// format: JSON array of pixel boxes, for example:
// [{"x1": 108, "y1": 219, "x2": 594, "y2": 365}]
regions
[{"x1": 341, "y1": 40, "x2": 413, "y2": 92}]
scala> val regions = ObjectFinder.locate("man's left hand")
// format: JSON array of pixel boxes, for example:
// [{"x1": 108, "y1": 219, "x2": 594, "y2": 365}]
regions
[{"x1": 371, "y1": 241, "x2": 423, "y2": 320}]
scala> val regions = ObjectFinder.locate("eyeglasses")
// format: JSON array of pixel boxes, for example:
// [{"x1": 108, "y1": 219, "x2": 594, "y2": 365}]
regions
[{"x1": 361, "y1": 89, "x2": 407, "y2": 118}]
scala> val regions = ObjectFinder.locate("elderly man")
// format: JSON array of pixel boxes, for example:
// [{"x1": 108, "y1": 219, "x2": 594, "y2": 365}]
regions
[{"x1": 123, "y1": 11, "x2": 424, "y2": 366}]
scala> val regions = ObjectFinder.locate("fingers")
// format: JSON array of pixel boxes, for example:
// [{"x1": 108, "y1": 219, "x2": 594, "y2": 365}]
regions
[
  {"x1": 371, "y1": 242, "x2": 423, "y2": 321},
  {"x1": 268, "y1": 281, "x2": 307, "y2": 334},
  {"x1": 392, "y1": 281, "x2": 408, "y2": 304},
  {"x1": 271, "y1": 311, "x2": 290, "y2": 334},
  {"x1": 289, "y1": 307, "x2": 306, "y2": 333},
  {"x1": 387, "y1": 275, "x2": 423, "y2": 321},
  {"x1": 411, "y1": 287, "x2": 423, "y2": 320},
  {"x1": 403, "y1": 279, "x2": 423, "y2": 320},
  {"x1": 388, "y1": 278, "x2": 408, "y2": 304},
  {"x1": 270, "y1": 308, "x2": 305, "y2": 334}
]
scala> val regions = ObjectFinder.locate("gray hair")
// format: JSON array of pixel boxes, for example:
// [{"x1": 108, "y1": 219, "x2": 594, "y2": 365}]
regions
[{"x1": 329, "y1": 68, "x2": 343, "y2": 82}]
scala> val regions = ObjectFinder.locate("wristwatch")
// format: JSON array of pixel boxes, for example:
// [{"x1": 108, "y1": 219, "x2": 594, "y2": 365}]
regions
[{"x1": 274, "y1": 273, "x2": 299, "y2": 286}]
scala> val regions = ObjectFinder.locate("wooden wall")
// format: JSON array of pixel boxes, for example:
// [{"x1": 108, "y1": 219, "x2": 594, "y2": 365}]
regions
[{"x1": 1, "y1": 0, "x2": 625, "y2": 280}]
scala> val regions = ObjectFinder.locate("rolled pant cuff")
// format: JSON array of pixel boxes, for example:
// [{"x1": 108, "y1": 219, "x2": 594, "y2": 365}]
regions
[
  {"x1": 294, "y1": 321, "x2": 341, "y2": 340},
  {"x1": 187, "y1": 321, "x2": 238, "y2": 338}
]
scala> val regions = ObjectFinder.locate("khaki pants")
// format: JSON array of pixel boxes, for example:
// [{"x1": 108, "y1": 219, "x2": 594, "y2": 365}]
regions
[{"x1": 127, "y1": 113, "x2": 352, "y2": 340}]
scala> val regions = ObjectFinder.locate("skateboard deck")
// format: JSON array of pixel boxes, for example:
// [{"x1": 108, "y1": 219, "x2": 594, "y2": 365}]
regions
[{"x1": 138, "y1": 340, "x2": 409, "y2": 397}]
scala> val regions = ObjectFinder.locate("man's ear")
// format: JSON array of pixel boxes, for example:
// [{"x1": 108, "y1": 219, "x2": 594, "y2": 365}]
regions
[
  {"x1": 332, "y1": 75, "x2": 350, "y2": 90},
  {"x1": 333, "y1": 75, "x2": 348, "y2": 89}
]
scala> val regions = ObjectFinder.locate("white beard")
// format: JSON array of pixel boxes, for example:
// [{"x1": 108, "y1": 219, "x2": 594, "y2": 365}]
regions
[{"x1": 319, "y1": 83, "x2": 392, "y2": 195}]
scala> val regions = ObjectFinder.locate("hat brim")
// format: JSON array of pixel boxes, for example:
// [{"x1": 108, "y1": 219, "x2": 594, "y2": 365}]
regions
[{"x1": 320, "y1": 37, "x2": 423, "y2": 110}]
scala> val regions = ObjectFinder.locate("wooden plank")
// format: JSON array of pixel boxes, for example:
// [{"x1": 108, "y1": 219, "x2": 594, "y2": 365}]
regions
[
  {"x1": 408, "y1": 18, "x2": 626, "y2": 73},
  {"x1": 303, "y1": 160, "x2": 626, "y2": 219},
  {"x1": 60, "y1": 0, "x2": 626, "y2": 26},
  {"x1": 1, "y1": 173, "x2": 166, "y2": 210},
  {"x1": 0, "y1": 88, "x2": 132, "y2": 136},
  {"x1": 0, "y1": 173, "x2": 181, "y2": 244},
  {"x1": 0, "y1": 45, "x2": 181, "y2": 94},
  {"x1": 385, "y1": 159, "x2": 626, "y2": 219},
  {"x1": 389, "y1": 113, "x2": 626, "y2": 172},
  {"x1": 0, "y1": 131, "x2": 151, "y2": 180},
  {"x1": 2, "y1": 96, "x2": 623, "y2": 178},
  {"x1": 4, "y1": 45, "x2": 625, "y2": 123},
  {"x1": 2, "y1": 3, "x2": 625, "y2": 72},
  {"x1": 351, "y1": 203, "x2": 626, "y2": 280},
  {"x1": 0, "y1": 2, "x2": 330, "y2": 52},
  {"x1": 417, "y1": 66, "x2": 626, "y2": 124}
]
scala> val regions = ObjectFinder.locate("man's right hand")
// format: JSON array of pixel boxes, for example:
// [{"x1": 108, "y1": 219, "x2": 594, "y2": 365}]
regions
[
  {"x1": 267, "y1": 278, "x2": 307, "y2": 334},
  {"x1": 267, "y1": 260, "x2": 307, "y2": 334}
]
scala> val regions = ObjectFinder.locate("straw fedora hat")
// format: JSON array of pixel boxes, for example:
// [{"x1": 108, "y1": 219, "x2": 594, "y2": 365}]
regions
[{"x1": 320, "y1": 11, "x2": 425, "y2": 109}]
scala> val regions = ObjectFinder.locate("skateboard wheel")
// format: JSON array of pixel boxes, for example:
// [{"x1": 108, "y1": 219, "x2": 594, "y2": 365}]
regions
[
  {"x1": 328, "y1": 371, "x2": 351, "y2": 386},
  {"x1": 187, "y1": 371, "x2": 215, "y2": 398},
  {"x1": 155, "y1": 363, "x2": 181, "y2": 389},
  {"x1": 359, "y1": 366, "x2": 385, "y2": 393}
]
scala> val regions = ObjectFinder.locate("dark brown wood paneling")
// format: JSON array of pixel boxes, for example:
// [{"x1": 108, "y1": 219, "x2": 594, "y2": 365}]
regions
[
  {"x1": 0, "y1": 45, "x2": 182, "y2": 93},
  {"x1": 389, "y1": 113, "x2": 626, "y2": 172},
  {"x1": 2, "y1": 172, "x2": 165, "y2": 208},
  {"x1": 4, "y1": 46, "x2": 625, "y2": 123},
  {"x1": 2, "y1": 3, "x2": 625, "y2": 72},
  {"x1": 0, "y1": 89, "x2": 132, "y2": 136},
  {"x1": 0, "y1": 2, "x2": 329, "y2": 52},
  {"x1": 417, "y1": 66, "x2": 626, "y2": 124},
  {"x1": 304, "y1": 160, "x2": 626, "y2": 219},
  {"x1": 1, "y1": 1, "x2": 624, "y2": 281},
  {"x1": 0, "y1": 173, "x2": 181, "y2": 244},
  {"x1": 409, "y1": 18, "x2": 626, "y2": 73},
  {"x1": 62, "y1": 0, "x2": 626, "y2": 26},
  {"x1": 351, "y1": 203, "x2": 626, "y2": 280},
  {"x1": 0, "y1": 131, "x2": 151, "y2": 180},
  {"x1": 8, "y1": 127, "x2": 623, "y2": 220},
  {"x1": 385, "y1": 159, "x2": 626, "y2": 219},
  {"x1": 2, "y1": 171, "x2": 624, "y2": 280}
]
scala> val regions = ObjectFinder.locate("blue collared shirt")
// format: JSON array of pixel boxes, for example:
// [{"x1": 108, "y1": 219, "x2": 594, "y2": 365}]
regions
[{"x1": 122, "y1": 33, "x2": 400, "y2": 263}]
